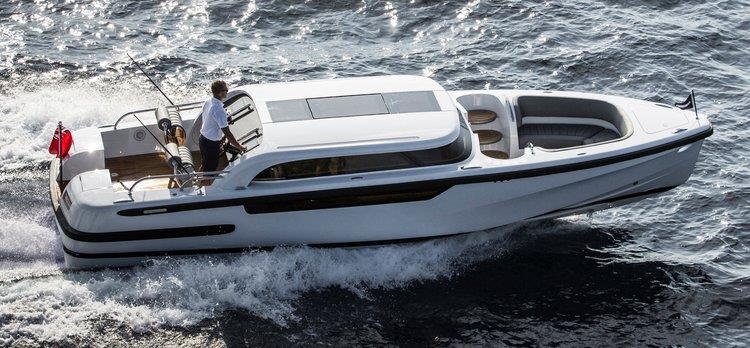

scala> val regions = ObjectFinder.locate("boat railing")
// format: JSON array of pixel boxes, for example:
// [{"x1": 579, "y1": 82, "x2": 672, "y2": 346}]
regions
[
  {"x1": 112, "y1": 101, "x2": 203, "y2": 130},
  {"x1": 123, "y1": 170, "x2": 230, "y2": 197}
]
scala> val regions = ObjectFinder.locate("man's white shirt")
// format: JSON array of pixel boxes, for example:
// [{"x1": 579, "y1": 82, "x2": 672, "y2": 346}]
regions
[{"x1": 200, "y1": 97, "x2": 229, "y2": 141}]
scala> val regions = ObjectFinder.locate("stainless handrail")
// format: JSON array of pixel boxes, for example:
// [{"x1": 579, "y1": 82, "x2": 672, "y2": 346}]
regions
[
  {"x1": 112, "y1": 107, "x2": 156, "y2": 130},
  {"x1": 177, "y1": 171, "x2": 229, "y2": 190},
  {"x1": 124, "y1": 170, "x2": 230, "y2": 197},
  {"x1": 112, "y1": 101, "x2": 203, "y2": 130},
  {"x1": 239, "y1": 128, "x2": 261, "y2": 145}
]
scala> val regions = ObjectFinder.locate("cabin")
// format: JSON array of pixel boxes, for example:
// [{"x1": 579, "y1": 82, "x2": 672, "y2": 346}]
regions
[{"x1": 59, "y1": 75, "x2": 636, "y2": 195}]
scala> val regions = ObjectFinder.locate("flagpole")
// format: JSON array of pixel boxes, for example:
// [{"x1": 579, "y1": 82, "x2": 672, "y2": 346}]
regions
[
  {"x1": 58, "y1": 121, "x2": 63, "y2": 185},
  {"x1": 691, "y1": 90, "x2": 698, "y2": 120}
]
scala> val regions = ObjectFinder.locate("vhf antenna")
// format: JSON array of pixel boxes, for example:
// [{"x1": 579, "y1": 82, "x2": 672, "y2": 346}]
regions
[
  {"x1": 126, "y1": 53, "x2": 175, "y2": 106},
  {"x1": 125, "y1": 53, "x2": 191, "y2": 176}
]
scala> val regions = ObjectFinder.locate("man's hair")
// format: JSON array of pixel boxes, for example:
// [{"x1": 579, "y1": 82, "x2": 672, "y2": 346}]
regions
[{"x1": 211, "y1": 80, "x2": 227, "y2": 96}]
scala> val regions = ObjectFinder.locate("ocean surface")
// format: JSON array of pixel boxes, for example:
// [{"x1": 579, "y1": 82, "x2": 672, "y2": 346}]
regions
[{"x1": 0, "y1": 0, "x2": 748, "y2": 346}]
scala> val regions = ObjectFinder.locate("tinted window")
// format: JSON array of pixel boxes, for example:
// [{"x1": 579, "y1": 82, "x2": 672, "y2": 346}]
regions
[
  {"x1": 308, "y1": 94, "x2": 389, "y2": 118},
  {"x1": 253, "y1": 121, "x2": 472, "y2": 181},
  {"x1": 255, "y1": 153, "x2": 414, "y2": 181},
  {"x1": 245, "y1": 186, "x2": 447, "y2": 214},
  {"x1": 382, "y1": 91, "x2": 441, "y2": 113}
]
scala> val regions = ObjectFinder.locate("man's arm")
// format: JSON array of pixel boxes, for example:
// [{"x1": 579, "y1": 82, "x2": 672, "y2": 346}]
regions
[
  {"x1": 222, "y1": 127, "x2": 246, "y2": 151},
  {"x1": 214, "y1": 104, "x2": 246, "y2": 151}
]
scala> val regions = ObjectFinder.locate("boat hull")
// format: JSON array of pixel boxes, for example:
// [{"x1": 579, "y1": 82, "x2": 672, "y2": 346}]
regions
[{"x1": 52, "y1": 139, "x2": 706, "y2": 269}]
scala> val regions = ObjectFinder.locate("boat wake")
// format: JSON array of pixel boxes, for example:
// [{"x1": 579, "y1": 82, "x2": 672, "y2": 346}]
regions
[
  {"x1": 0, "y1": 80, "x2": 169, "y2": 170},
  {"x1": 0, "y1": 226, "x2": 515, "y2": 344}
]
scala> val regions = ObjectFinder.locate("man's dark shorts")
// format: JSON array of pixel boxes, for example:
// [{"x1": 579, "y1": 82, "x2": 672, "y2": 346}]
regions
[{"x1": 199, "y1": 135, "x2": 222, "y2": 172}]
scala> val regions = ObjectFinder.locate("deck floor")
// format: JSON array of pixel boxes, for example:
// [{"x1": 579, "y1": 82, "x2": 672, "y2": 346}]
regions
[
  {"x1": 105, "y1": 151, "x2": 225, "y2": 189},
  {"x1": 105, "y1": 153, "x2": 185, "y2": 182}
]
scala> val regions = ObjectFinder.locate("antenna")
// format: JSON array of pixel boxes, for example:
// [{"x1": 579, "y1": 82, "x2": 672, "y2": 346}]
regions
[
  {"x1": 125, "y1": 53, "x2": 191, "y2": 176},
  {"x1": 126, "y1": 53, "x2": 175, "y2": 106}
]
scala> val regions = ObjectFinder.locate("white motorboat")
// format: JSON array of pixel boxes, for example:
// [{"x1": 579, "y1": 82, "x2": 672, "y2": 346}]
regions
[{"x1": 48, "y1": 75, "x2": 712, "y2": 269}]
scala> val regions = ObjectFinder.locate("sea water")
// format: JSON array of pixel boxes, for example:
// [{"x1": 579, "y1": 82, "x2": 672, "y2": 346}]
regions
[{"x1": 0, "y1": 0, "x2": 748, "y2": 345}]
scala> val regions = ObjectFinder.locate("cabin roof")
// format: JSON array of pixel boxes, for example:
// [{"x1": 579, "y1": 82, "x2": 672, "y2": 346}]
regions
[
  {"x1": 232, "y1": 75, "x2": 460, "y2": 155},
  {"x1": 235, "y1": 75, "x2": 444, "y2": 104}
]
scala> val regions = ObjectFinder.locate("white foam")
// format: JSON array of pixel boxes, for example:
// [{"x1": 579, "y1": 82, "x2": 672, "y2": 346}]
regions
[
  {"x1": 0, "y1": 81, "x2": 165, "y2": 170},
  {"x1": 0, "y1": 216, "x2": 61, "y2": 264},
  {"x1": 0, "y1": 230, "x2": 512, "y2": 344}
]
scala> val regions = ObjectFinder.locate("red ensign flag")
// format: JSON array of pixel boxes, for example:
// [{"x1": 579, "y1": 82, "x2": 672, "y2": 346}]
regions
[{"x1": 48, "y1": 124, "x2": 73, "y2": 158}]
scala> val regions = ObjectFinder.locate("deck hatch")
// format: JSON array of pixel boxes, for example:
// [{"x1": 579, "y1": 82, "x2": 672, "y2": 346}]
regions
[
  {"x1": 308, "y1": 94, "x2": 388, "y2": 118},
  {"x1": 266, "y1": 90, "x2": 442, "y2": 122}
]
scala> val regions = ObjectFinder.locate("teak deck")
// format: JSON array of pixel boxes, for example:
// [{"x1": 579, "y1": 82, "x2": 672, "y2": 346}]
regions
[{"x1": 105, "y1": 151, "x2": 223, "y2": 184}]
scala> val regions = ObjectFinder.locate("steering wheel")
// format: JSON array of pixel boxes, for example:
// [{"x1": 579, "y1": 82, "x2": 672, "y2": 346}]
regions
[{"x1": 219, "y1": 140, "x2": 242, "y2": 163}]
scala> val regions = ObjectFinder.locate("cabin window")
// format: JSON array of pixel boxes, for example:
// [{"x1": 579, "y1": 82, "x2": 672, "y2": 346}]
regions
[
  {"x1": 266, "y1": 90, "x2": 443, "y2": 122},
  {"x1": 255, "y1": 153, "x2": 414, "y2": 180},
  {"x1": 245, "y1": 186, "x2": 449, "y2": 214},
  {"x1": 253, "y1": 120, "x2": 472, "y2": 181}
]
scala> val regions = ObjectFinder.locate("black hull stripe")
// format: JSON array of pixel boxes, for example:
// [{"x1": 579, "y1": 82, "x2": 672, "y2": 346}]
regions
[
  {"x1": 116, "y1": 127, "x2": 713, "y2": 217},
  {"x1": 49, "y1": 159, "x2": 237, "y2": 243},
  {"x1": 63, "y1": 185, "x2": 680, "y2": 260},
  {"x1": 54, "y1": 204, "x2": 235, "y2": 242},
  {"x1": 62, "y1": 231, "x2": 473, "y2": 260}
]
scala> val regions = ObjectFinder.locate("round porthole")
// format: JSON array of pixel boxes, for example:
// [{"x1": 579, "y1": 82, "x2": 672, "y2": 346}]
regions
[{"x1": 133, "y1": 129, "x2": 146, "y2": 141}]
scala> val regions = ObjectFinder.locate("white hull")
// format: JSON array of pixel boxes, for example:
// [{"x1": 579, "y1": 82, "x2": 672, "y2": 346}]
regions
[
  {"x1": 53, "y1": 139, "x2": 705, "y2": 269},
  {"x1": 46, "y1": 77, "x2": 712, "y2": 269}
]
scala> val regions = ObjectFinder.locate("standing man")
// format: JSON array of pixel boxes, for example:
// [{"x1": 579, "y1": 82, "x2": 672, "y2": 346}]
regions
[{"x1": 199, "y1": 80, "x2": 246, "y2": 184}]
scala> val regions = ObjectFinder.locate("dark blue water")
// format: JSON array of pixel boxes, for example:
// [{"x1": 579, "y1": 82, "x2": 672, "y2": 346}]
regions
[{"x1": 1, "y1": 0, "x2": 748, "y2": 346}]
